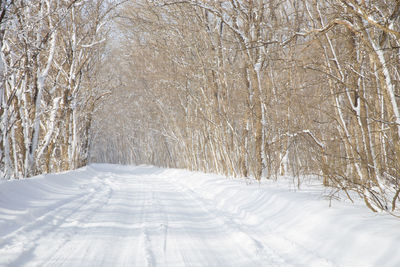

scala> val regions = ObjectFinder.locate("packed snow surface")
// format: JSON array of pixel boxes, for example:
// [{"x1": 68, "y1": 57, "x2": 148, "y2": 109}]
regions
[{"x1": 0, "y1": 164, "x2": 399, "y2": 266}]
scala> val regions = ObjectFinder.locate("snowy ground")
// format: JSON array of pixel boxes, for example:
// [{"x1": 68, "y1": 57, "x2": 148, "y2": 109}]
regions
[{"x1": 0, "y1": 164, "x2": 399, "y2": 267}]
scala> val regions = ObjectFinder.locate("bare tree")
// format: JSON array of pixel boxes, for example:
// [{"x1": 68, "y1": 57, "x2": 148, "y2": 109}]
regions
[
  {"x1": 90, "y1": 0, "x2": 400, "y2": 215},
  {"x1": 0, "y1": 0, "x2": 117, "y2": 179}
]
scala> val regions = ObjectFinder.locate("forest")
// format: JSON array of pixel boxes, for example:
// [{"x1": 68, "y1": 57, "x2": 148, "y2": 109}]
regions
[{"x1": 1, "y1": 0, "x2": 400, "y2": 216}]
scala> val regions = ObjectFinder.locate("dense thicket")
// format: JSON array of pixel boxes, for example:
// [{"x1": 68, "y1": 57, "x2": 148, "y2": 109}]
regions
[
  {"x1": 0, "y1": 0, "x2": 114, "y2": 178},
  {"x1": 91, "y1": 0, "x2": 400, "y2": 215}
]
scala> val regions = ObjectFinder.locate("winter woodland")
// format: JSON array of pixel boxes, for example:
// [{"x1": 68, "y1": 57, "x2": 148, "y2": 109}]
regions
[{"x1": 1, "y1": 0, "x2": 400, "y2": 216}]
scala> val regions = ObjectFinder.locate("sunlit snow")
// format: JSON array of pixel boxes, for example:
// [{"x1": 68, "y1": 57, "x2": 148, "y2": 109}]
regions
[{"x1": 0, "y1": 164, "x2": 399, "y2": 266}]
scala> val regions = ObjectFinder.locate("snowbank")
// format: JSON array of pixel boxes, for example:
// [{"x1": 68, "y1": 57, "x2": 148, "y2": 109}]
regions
[{"x1": 161, "y1": 167, "x2": 400, "y2": 266}]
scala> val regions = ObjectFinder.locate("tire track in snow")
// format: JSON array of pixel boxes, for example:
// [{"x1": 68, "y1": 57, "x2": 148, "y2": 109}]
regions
[
  {"x1": 0, "y1": 176, "x2": 114, "y2": 266},
  {"x1": 168, "y1": 179, "x2": 338, "y2": 267},
  {"x1": 44, "y1": 174, "x2": 143, "y2": 266},
  {"x1": 167, "y1": 181, "x2": 289, "y2": 266},
  {"x1": 136, "y1": 175, "x2": 289, "y2": 266},
  {"x1": 139, "y1": 177, "x2": 171, "y2": 267},
  {"x1": 142, "y1": 226, "x2": 156, "y2": 267},
  {"x1": 1, "y1": 167, "x2": 342, "y2": 266},
  {"x1": 41, "y1": 179, "x2": 115, "y2": 266}
]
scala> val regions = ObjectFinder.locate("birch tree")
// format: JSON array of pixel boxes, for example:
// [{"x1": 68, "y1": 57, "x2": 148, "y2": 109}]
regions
[{"x1": 0, "y1": 0, "x2": 116, "y2": 179}]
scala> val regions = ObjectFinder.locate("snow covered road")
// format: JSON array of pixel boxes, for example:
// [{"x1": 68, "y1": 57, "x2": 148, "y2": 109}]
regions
[{"x1": 1, "y1": 165, "x2": 399, "y2": 266}]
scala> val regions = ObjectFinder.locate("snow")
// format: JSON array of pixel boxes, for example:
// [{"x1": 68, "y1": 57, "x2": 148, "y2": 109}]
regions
[{"x1": 0, "y1": 164, "x2": 399, "y2": 266}]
